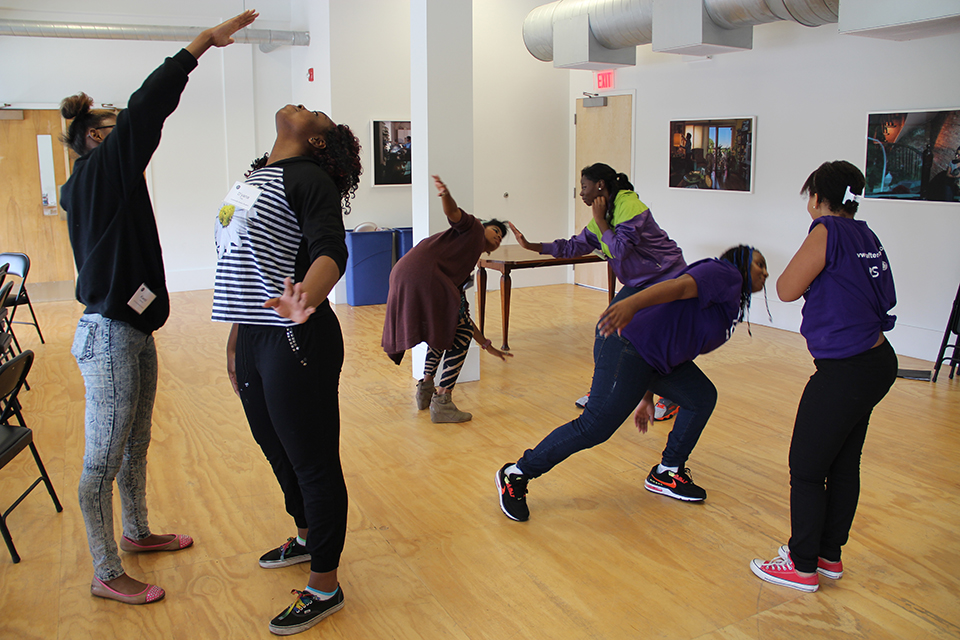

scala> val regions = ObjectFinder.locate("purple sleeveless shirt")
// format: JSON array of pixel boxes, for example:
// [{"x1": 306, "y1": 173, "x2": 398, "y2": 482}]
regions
[{"x1": 800, "y1": 216, "x2": 896, "y2": 359}]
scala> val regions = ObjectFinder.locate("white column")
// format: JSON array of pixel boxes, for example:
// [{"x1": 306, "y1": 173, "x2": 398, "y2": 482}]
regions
[
  {"x1": 410, "y1": 0, "x2": 479, "y2": 382},
  {"x1": 410, "y1": 0, "x2": 473, "y2": 241}
]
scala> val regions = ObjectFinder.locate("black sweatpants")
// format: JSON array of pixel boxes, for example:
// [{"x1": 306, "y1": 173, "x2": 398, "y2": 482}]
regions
[
  {"x1": 235, "y1": 304, "x2": 348, "y2": 573},
  {"x1": 788, "y1": 339, "x2": 897, "y2": 573}
]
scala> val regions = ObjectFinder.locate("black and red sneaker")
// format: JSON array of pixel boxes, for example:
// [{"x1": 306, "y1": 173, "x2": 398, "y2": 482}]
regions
[
  {"x1": 496, "y1": 464, "x2": 530, "y2": 521},
  {"x1": 644, "y1": 465, "x2": 706, "y2": 502}
]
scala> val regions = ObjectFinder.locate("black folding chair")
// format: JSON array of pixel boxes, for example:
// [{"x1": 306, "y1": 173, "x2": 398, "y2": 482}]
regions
[
  {"x1": 0, "y1": 351, "x2": 63, "y2": 563},
  {"x1": 0, "y1": 253, "x2": 45, "y2": 352},
  {"x1": 0, "y1": 282, "x2": 17, "y2": 365}
]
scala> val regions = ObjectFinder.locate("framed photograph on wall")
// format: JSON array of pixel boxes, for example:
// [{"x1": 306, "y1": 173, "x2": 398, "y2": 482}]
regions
[
  {"x1": 669, "y1": 117, "x2": 754, "y2": 192},
  {"x1": 865, "y1": 108, "x2": 960, "y2": 203},
  {"x1": 372, "y1": 120, "x2": 411, "y2": 186}
]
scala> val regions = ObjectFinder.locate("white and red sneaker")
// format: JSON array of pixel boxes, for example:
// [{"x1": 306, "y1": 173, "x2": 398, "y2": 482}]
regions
[
  {"x1": 778, "y1": 545, "x2": 843, "y2": 579},
  {"x1": 751, "y1": 552, "x2": 819, "y2": 592}
]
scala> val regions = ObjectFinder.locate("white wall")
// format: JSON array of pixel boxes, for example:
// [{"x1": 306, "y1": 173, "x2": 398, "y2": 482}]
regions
[
  {"x1": 0, "y1": 0, "x2": 294, "y2": 293},
  {"x1": 566, "y1": 20, "x2": 960, "y2": 360},
  {"x1": 474, "y1": 0, "x2": 572, "y2": 288},
  {"x1": 328, "y1": 0, "x2": 412, "y2": 233}
]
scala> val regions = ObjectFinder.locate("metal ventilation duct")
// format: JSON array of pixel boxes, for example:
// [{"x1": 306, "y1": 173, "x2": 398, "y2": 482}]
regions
[
  {"x1": 0, "y1": 19, "x2": 309, "y2": 53},
  {"x1": 523, "y1": 0, "x2": 839, "y2": 63}
]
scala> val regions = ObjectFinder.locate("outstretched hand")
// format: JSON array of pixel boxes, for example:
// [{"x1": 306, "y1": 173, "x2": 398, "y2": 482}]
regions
[
  {"x1": 597, "y1": 298, "x2": 637, "y2": 337},
  {"x1": 485, "y1": 345, "x2": 514, "y2": 361},
  {"x1": 634, "y1": 397, "x2": 655, "y2": 434},
  {"x1": 210, "y1": 10, "x2": 259, "y2": 47},
  {"x1": 264, "y1": 277, "x2": 316, "y2": 324},
  {"x1": 508, "y1": 222, "x2": 531, "y2": 251}
]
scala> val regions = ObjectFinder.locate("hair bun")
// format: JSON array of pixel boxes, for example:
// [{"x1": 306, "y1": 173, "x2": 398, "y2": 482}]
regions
[{"x1": 60, "y1": 92, "x2": 94, "y2": 120}]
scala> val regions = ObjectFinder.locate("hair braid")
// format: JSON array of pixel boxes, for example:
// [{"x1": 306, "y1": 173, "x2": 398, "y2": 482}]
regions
[{"x1": 719, "y1": 244, "x2": 756, "y2": 327}]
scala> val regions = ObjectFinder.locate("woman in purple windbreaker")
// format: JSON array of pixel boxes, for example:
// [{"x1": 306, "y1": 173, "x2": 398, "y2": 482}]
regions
[
  {"x1": 750, "y1": 160, "x2": 898, "y2": 593},
  {"x1": 510, "y1": 163, "x2": 687, "y2": 419}
]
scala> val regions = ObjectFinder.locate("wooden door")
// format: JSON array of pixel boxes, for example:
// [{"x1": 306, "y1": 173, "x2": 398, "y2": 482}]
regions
[
  {"x1": 573, "y1": 94, "x2": 632, "y2": 289},
  {"x1": 0, "y1": 110, "x2": 75, "y2": 297}
]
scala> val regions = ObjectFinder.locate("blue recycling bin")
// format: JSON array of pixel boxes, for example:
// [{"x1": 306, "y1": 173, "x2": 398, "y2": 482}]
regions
[
  {"x1": 345, "y1": 229, "x2": 394, "y2": 306},
  {"x1": 395, "y1": 226, "x2": 414, "y2": 259}
]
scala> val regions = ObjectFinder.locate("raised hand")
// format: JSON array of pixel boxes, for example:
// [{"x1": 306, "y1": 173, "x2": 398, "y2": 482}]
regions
[
  {"x1": 432, "y1": 174, "x2": 449, "y2": 197},
  {"x1": 210, "y1": 10, "x2": 259, "y2": 47},
  {"x1": 263, "y1": 277, "x2": 316, "y2": 324}
]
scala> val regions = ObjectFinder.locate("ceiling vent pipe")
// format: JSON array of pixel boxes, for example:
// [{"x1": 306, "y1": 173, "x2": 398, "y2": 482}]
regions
[
  {"x1": 0, "y1": 19, "x2": 309, "y2": 53},
  {"x1": 523, "y1": 0, "x2": 839, "y2": 67}
]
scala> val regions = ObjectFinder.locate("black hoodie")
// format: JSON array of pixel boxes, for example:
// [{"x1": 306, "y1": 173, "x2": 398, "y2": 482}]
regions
[{"x1": 60, "y1": 48, "x2": 198, "y2": 334}]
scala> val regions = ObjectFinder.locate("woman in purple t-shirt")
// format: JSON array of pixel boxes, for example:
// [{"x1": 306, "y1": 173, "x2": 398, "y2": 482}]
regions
[
  {"x1": 496, "y1": 246, "x2": 768, "y2": 522},
  {"x1": 751, "y1": 161, "x2": 898, "y2": 593}
]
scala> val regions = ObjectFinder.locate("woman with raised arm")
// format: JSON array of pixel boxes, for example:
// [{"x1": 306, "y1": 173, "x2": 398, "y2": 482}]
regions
[
  {"x1": 213, "y1": 102, "x2": 361, "y2": 635},
  {"x1": 381, "y1": 175, "x2": 512, "y2": 423},
  {"x1": 496, "y1": 246, "x2": 768, "y2": 522},
  {"x1": 510, "y1": 162, "x2": 687, "y2": 419},
  {"x1": 750, "y1": 161, "x2": 897, "y2": 593},
  {"x1": 59, "y1": 10, "x2": 258, "y2": 606}
]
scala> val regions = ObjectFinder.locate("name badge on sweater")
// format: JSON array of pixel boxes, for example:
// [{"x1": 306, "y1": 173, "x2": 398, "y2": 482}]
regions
[
  {"x1": 225, "y1": 181, "x2": 261, "y2": 209},
  {"x1": 127, "y1": 284, "x2": 156, "y2": 314},
  {"x1": 216, "y1": 181, "x2": 262, "y2": 259}
]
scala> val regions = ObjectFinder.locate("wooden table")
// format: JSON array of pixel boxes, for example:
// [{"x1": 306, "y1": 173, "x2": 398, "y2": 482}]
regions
[{"x1": 476, "y1": 245, "x2": 615, "y2": 351}]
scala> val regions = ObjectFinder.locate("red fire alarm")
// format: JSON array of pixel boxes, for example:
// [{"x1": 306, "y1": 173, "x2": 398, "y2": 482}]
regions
[{"x1": 307, "y1": 68, "x2": 314, "y2": 82}]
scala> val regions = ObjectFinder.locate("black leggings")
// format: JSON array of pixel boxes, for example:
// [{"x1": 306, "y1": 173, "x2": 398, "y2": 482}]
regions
[
  {"x1": 787, "y1": 339, "x2": 897, "y2": 573},
  {"x1": 424, "y1": 297, "x2": 473, "y2": 390},
  {"x1": 235, "y1": 305, "x2": 348, "y2": 574}
]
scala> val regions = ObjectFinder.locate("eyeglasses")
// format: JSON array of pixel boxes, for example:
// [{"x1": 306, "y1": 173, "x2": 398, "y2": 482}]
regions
[{"x1": 94, "y1": 124, "x2": 116, "y2": 130}]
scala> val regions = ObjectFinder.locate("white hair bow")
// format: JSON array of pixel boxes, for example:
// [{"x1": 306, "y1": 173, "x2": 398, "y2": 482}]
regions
[{"x1": 842, "y1": 185, "x2": 862, "y2": 204}]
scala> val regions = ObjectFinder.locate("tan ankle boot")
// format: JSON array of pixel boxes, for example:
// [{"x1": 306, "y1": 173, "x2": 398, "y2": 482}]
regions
[
  {"x1": 430, "y1": 393, "x2": 472, "y2": 423},
  {"x1": 416, "y1": 378, "x2": 435, "y2": 410}
]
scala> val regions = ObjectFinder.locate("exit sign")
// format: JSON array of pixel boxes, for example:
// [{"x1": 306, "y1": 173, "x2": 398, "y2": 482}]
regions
[{"x1": 595, "y1": 70, "x2": 615, "y2": 91}]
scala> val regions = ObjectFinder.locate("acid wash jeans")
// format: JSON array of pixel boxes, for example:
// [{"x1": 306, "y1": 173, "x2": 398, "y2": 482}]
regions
[{"x1": 72, "y1": 314, "x2": 158, "y2": 581}]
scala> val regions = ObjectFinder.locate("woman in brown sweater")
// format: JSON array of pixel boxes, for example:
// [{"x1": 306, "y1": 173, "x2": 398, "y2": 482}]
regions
[{"x1": 382, "y1": 175, "x2": 511, "y2": 422}]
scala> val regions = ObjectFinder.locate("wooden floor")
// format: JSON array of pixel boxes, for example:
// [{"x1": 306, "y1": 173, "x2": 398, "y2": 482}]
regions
[{"x1": 1, "y1": 285, "x2": 958, "y2": 640}]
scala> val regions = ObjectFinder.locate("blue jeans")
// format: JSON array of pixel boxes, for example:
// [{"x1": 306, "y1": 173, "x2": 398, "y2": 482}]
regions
[
  {"x1": 518, "y1": 332, "x2": 717, "y2": 477},
  {"x1": 72, "y1": 314, "x2": 157, "y2": 581}
]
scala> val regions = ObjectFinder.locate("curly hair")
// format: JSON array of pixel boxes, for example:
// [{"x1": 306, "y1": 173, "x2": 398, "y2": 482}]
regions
[
  {"x1": 246, "y1": 123, "x2": 363, "y2": 215},
  {"x1": 314, "y1": 123, "x2": 362, "y2": 215},
  {"x1": 59, "y1": 92, "x2": 115, "y2": 156}
]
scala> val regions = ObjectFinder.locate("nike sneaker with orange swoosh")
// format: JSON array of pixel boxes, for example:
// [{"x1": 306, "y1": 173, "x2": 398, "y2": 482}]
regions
[
  {"x1": 644, "y1": 465, "x2": 706, "y2": 501},
  {"x1": 497, "y1": 463, "x2": 530, "y2": 521}
]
